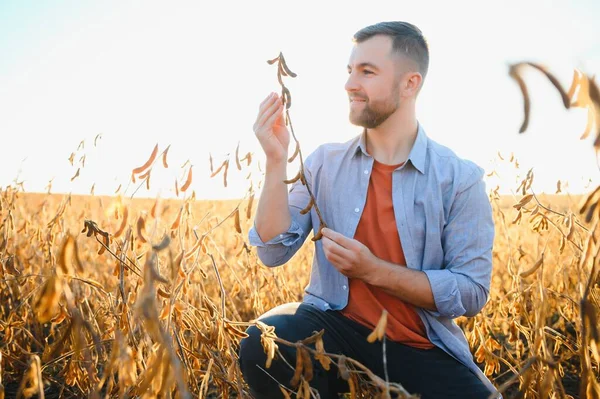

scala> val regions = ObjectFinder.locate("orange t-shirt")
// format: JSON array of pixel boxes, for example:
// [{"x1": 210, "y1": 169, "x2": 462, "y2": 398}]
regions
[{"x1": 340, "y1": 159, "x2": 434, "y2": 349}]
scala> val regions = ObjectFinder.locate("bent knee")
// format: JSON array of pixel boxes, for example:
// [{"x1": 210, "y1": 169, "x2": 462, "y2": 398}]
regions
[
  {"x1": 239, "y1": 325, "x2": 287, "y2": 397},
  {"x1": 239, "y1": 325, "x2": 270, "y2": 381}
]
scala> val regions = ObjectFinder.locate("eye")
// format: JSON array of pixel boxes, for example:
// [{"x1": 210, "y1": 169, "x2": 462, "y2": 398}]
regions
[{"x1": 363, "y1": 70, "x2": 373, "y2": 75}]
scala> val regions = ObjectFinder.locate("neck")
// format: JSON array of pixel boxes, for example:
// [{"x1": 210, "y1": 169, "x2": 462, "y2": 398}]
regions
[{"x1": 365, "y1": 105, "x2": 418, "y2": 165}]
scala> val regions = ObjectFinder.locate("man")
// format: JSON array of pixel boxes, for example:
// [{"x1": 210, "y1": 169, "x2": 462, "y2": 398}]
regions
[{"x1": 239, "y1": 21, "x2": 499, "y2": 399}]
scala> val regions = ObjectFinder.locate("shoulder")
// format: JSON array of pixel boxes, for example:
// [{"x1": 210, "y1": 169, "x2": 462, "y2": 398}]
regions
[{"x1": 426, "y1": 137, "x2": 485, "y2": 193}]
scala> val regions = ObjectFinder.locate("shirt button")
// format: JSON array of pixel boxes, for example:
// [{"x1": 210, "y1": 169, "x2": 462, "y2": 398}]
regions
[
  {"x1": 364, "y1": 169, "x2": 369, "y2": 175},
  {"x1": 279, "y1": 234, "x2": 284, "y2": 238},
  {"x1": 342, "y1": 285, "x2": 347, "y2": 290},
  {"x1": 354, "y1": 208, "x2": 359, "y2": 213}
]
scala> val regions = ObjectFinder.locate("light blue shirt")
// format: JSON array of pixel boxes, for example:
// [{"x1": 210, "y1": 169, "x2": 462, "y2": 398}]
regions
[{"x1": 249, "y1": 122, "x2": 498, "y2": 396}]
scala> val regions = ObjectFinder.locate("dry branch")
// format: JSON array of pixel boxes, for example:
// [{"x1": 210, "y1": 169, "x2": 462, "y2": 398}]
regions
[{"x1": 268, "y1": 52, "x2": 327, "y2": 241}]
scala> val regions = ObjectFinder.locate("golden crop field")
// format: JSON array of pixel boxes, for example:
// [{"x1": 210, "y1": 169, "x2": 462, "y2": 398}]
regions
[
  {"x1": 0, "y1": 172, "x2": 599, "y2": 398},
  {"x1": 1, "y1": 64, "x2": 600, "y2": 399}
]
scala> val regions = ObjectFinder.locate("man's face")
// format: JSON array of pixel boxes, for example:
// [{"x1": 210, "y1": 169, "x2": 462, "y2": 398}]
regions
[{"x1": 345, "y1": 35, "x2": 404, "y2": 128}]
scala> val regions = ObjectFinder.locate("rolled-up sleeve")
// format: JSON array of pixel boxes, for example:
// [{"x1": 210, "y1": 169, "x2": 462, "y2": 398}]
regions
[
  {"x1": 423, "y1": 170, "x2": 494, "y2": 318},
  {"x1": 247, "y1": 150, "x2": 319, "y2": 267},
  {"x1": 248, "y1": 217, "x2": 308, "y2": 266}
]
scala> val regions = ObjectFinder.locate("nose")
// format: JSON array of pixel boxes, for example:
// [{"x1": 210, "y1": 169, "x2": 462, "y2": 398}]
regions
[{"x1": 345, "y1": 71, "x2": 359, "y2": 93}]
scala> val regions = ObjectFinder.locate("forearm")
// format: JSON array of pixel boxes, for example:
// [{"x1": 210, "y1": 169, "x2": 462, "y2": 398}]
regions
[
  {"x1": 254, "y1": 159, "x2": 292, "y2": 243},
  {"x1": 367, "y1": 258, "x2": 437, "y2": 312}
]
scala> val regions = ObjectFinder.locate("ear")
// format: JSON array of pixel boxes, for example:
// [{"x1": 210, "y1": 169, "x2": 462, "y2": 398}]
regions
[{"x1": 402, "y1": 72, "x2": 423, "y2": 97}]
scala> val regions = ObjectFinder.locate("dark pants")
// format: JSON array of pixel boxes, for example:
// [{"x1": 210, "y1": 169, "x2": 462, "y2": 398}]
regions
[{"x1": 239, "y1": 302, "x2": 495, "y2": 399}]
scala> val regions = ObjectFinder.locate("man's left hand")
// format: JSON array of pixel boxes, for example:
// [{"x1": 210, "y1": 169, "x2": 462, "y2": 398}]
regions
[{"x1": 321, "y1": 227, "x2": 377, "y2": 281}]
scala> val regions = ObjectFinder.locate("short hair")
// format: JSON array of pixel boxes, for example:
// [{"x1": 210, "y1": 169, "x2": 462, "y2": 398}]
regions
[{"x1": 353, "y1": 21, "x2": 429, "y2": 81}]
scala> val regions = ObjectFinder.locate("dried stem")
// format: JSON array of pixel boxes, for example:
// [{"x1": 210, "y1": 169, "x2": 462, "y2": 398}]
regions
[
  {"x1": 382, "y1": 335, "x2": 390, "y2": 396},
  {"x1": 208, "y1": 252, "x2": 226, "y2": 319},
  {"x1": 530, "y1": 190, "x2": 588, "y2": 232},
  {"x1": 268, "y1": 52, "x2": 327, "y2": 240}
]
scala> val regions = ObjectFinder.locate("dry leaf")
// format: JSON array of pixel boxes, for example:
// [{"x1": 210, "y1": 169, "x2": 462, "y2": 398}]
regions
[
  {"x1": 300, "y1": 198, "x2": 314, "y2": 215},
  {"x1": 34, "y1": 274, "x2": 62, "y2": 323},
  {"x1": 223, "y1": 160, "x2": 229, "y2": 188},
  {"x1": 171, "y1": 207, "x2": 183, "y2": 230},
  {"x1": 57, "y1": 234, "x2": 83, "y2": 274},
  {"x1": 284, "y1": 171, "x2": 301, "y2": 184},
  {"x1": 520, "y1": 253, "x2": 544, "y2": 278},
  {"x1": 210, "y1": 160, "x2": 227, "y2": 178},
  {"x1": 234, "y1": 208, "x2": 242, "y2": 234},
  {"x1": 132, "y1": 143, "x2": 158, "y2": 175},
  {"x1": 136, "y1": 215, "x2": 147, "y2": 243},
  {"x1": 509, "y1": 64, "x2": 531, "y2": 133},
  {"x1": 290, "y1": 344, "x2": 304, "y2": 388},
  {"x1": 181, "y1": 166, "x2": 193, "y2": 192},
  {"x1": 311, "y1": 223, "x2": 325, "y2": 241},
  {"x1": 70, "y1": 168, "x2": 80, "y2": 181},
  {"x1": 235, "y1": 142, "x2": 242, "y2": 170},
  {"x1": 246, "y1": 193, "x2": 254, "y2": 220},
  {"x1": 162, "y1": 145, "x2": 170, "y2": 168},
  {"x1": 367, "y1": 310, "x2": 388, "y2": 343},
  {"x1": 114, "y1": 205, "x2": 129, "y2": 238}
]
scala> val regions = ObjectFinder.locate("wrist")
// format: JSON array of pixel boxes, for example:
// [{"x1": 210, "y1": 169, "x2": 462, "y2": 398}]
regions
[
  {"x1": 265, "y1": 157, "x2": 288, "y2": 173},
  {"x1": 364, "y1": 255, "x2": 384, "y2": 285}
]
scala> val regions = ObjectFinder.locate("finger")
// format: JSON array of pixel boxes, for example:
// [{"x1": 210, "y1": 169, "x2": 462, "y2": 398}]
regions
[
  {"x1": 258, "y1": 102, "x2": 284, "y2": 132},
  {"x1": 254, "y1": 100, "x2": 279, "y2": 133},
  {"x1": 323, "y1": 236, "x2": 352, "y2": 259},
  {"x1": 322, "y1": 228, "x2": 352, "y2": 249},
  {"x1": 259, "y1": 92, "x2": 277, "y2": 110},
  {"x1": 254, "y1": 96, "x2": 277, "y2": 130},
  {"x1": 256, "y1": 97, "x2": 282, "y2": 128},
  {"x1": 258, "y1": 93, "x2": 280, "y2": 115},
  {"x1": 326, "y1": 252, "x2": 347, "y2": 271}
]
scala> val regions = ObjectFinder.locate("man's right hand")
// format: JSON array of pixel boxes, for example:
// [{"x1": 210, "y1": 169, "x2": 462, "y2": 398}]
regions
[{"x1": 253, "y1": 93, "x2": 290, "y2": 164}]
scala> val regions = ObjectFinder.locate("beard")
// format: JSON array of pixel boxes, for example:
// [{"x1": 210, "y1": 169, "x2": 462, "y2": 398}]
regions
[{"x1": 349, "y1": 89, "x2": 400, "y2": 129}]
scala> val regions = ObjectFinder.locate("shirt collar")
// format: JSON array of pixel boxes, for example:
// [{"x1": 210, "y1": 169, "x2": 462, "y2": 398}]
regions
[
  {"x1": 352, "y1": 128, "x2": 369, "y2": 157},
  {"x1": 410, "y1": 122, "x2": 427, "y2": 174},
  {"x1": 352, "y1": 122, "x2": 427, "y2": 174}
]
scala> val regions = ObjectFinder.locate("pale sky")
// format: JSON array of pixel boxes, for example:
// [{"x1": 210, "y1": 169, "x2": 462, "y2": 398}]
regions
[{"x1": 1, "y1": 0, "x2": 599, "y2": 200}]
